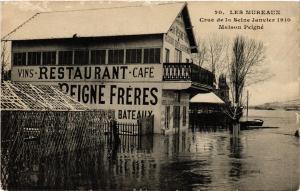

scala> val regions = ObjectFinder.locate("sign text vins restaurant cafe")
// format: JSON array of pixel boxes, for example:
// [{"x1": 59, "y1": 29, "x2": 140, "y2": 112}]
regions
[{"x1": 4, "y1": 3, "x2": 214, "y2": 134}]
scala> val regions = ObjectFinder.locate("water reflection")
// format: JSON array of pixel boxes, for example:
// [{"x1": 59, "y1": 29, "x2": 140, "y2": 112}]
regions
[
  {"x1": 228, "y1": 137, "x2": 243, "y2": 180},
  {"x1": 1, "y1": 125, "x2": 299, "y2": 190}
]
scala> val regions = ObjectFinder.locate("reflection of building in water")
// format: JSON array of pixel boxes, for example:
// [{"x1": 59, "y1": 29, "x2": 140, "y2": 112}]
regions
[
  {"x1": 4, "y1": 3, "x2": 215, "y2": 134},
  {"x1": 2, "y1": 129, "x2": 248, "y2": 190}
]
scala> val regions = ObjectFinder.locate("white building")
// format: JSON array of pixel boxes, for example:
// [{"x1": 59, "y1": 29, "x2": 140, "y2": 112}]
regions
[{"x1": 4, "y1": 3, "x2": 214, "y2": 134}]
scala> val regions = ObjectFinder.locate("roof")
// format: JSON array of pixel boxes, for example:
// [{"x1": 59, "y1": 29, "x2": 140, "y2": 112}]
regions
[
  {"x1": 190, "y1": 92, "x2": 225, "y2": 104},
  {"x1": 1, "y1": 81, "x2": 88, "y2": 111},
  {"x1": 3, "y1": 2, "x2": 197, "y2": 51}
]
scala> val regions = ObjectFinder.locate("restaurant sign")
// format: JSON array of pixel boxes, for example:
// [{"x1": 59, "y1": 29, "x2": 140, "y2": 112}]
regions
[
  {"x1": 11, "y1": 65, "x2": 163, "y2": 122},
  {"x1": 11, "y1": 64, "x2": 163, "y2": 82}
]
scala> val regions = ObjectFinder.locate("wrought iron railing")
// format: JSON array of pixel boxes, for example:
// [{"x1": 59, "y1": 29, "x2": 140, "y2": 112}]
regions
[{"x1": 163, "y1": 63, "x2": 215, "y2": 87}]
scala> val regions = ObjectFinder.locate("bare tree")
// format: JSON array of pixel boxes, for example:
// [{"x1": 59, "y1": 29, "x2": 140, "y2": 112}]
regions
[
  {"x1": 193, "y1": 34, "x2": 229, "y2": 81},
  {"x1": 193, "y1": 38, "x2": 208, "y2": 67},
  {"x1": 224, "y1": 36, "x2": 268, "y2": 121},
  {"x1": 207, "y1": 34, "x2": 229, "y2": 78}
]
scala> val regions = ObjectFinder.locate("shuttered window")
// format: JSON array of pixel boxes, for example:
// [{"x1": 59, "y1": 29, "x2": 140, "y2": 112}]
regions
[
  {"x1": 42, "y1": 51, "x2": 56, "y2": 65},
  {"x1": 143, "y1": 48, "x2": 160, "y2": 63},
  {"x1": 13, "y1": 53, "x2": 26, "y2": 66},
  {"x1": 28, "y1": 52, "x2": 41, "y2": 65},
  {"x1": 165, "y1": 106, "x2": 170, "y2": 129},
  {"x1": 58, "y1": 51, "x2": 73, "y2": 65},
  {"x1": 126, "y1": 49, "x2": 142, "y2": 64},
  {"x1": 74, "y1": 50, "x2": 89, "y2": 65},
  {"x1": 165, "y1": 48, "x2": 170, "y2": 63},
  {"x1": 183, "y1": 106, "x2": 187, "y2": 126},
  {"x1": 108, "y1": 49, "x2": 124, "y2": 64},
  {"x1": 91, "y1": 50, "x2": 106, "y2": 65},
  {"x1": 175, "y1": 49, "x2": 182, "y2": 63}
]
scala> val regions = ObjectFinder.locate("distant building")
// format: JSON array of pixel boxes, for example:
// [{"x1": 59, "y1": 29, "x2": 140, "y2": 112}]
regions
[
  {"x1": 3, "y1": 3, "x2": 214, "y2": 134},
  {"x1": 216, "y1": 74, "x2": 230, "y2": 103}
]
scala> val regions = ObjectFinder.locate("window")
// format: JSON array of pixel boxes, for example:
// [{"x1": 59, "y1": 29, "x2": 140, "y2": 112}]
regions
[
  {"x1": 144, "y1": 48, "x2": 160, "y2": 63},
  {"x1": 186, "y1": 58, "x2": 189, "y2": 63},
  {"x1": 174, "y1": 92, "x2": 181, "y2": 103},
  {"x1": 175, "y1": 49, "x2": 182, "y2": 63},
  {"x1": 59, "y1": 51, "x2": 73, "y2": 65},
  {"x1": 165, "y1": 48, "x2": 170, "y2": 63},
  {"x1": 126, "y1": 49, "x2": 142, "y2": 64},
  {"x1": 183, "y1": 106, "x2": 187, "y2": 126},
  {"x1": 13, "y1": 52, "x2": 26, "y2": 66},
  {"x1": 108, "y1": 49, "x2": 124, "y2": 64},
  {"x1": 173, "y1": 106, "x2": 180, "y2": 130},
  {"x1": 74, "y1": 50, "x2": 89, "y2": 65},
  {"x1": 165, "y1": 106, "x2": 170, "y2": 129},
  {"x1": 91, "y1": 50, "x2": 106, "y2": 65},
  {"x1": 27, "y1": 52, "x2": 41, "y2": 65},
  {"x1": 42, "y1": 51, "x2": 56, "y2": 65}
]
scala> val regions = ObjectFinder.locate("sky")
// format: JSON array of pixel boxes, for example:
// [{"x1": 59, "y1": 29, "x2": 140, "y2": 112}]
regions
[{"x1": 1, "y1": 1, "x2": 299, "y2": 105}]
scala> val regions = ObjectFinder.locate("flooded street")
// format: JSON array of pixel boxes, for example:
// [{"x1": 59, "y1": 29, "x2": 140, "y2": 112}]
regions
[{"x1": 2, "y1": 110, "x2": 299, "y2": 190}]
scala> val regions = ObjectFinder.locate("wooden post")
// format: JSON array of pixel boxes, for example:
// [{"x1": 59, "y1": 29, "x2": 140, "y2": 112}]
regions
[
  {"x1": 295, "y1": 112, "x2": 300, "y2": 137},
  {"x1": 111, "y1": 119, "x2": 120, "y2": 143}
]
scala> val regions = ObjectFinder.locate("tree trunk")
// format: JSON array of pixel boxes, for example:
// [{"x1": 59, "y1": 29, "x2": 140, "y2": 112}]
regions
[{"x1": 232, "y1": 121, "x2": 240, "y2": 137}]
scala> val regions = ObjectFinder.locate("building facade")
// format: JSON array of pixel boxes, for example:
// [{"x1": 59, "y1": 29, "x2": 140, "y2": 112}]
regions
[{"x1": 5, "y1": 3, "x2": 214, "y2": 134}]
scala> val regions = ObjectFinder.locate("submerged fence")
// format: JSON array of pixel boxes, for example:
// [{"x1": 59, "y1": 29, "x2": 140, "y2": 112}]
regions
[
  {"x1": 0, "y1": 110, "x2": 145, "y2": 190},
  {"x1": 1, "y1": 110, "x2": 142, "y2": 159},
  {"x1": 1, "y1": 111, "x2": 107, "y2": 158}
]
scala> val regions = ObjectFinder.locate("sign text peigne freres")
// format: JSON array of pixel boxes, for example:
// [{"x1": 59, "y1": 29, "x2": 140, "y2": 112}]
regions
[{"x1": 11, "y1": 65, "x2": 163, "y2": 121}]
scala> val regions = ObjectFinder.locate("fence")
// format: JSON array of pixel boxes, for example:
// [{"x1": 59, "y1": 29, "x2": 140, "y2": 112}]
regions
[
  {"x1": 117, "y1": 123, "x2": 141, "y2": 136},
  {"x1": 1, "y1": 111, "x2": 140, "y2": 155},
  {"x1": 0, "y1": 110, "x2": 144, "y2": 190}
]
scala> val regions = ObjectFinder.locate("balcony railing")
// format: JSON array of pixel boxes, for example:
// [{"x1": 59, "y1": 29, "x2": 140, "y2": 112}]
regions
[{"x1": 163, "y1": 63, "x2": 215, "y2": 87}]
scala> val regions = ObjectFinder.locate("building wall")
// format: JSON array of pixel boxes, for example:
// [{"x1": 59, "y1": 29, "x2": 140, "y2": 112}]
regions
[
  {"x1": 11, "y1": 30, "x2": 195, "y2": 134},
  {"x1": 162, "y1": 13, "x2": 192, "y2": 63},
  {"x1": 160, "y1": 90, "x2": 190, "y2": 134},
  {"x1": 159, "y1": 13, "x2": 193, "y2": 134},
  {"x1": 11, "y1": 35, "x2": 167, "y2": 133}
]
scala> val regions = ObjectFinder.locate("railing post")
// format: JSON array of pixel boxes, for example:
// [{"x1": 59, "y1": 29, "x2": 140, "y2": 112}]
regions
[
  {"x1": 163, "y1": 63, "x2": 214, "y2": 87},
  {"x1": 163, "y1": 65, "x2": 166, "y2": 80},
  {"x1": 166, "y1": 65, "x2": 170, "y2": 80}
]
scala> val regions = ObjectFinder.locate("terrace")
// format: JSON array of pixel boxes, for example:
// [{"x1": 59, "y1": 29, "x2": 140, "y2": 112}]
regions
[{"x1": 163, "y1": 62, "x2": 215, "y2": 91}]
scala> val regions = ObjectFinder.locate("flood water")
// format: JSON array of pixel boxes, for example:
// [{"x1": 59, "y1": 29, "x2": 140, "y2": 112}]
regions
[{"x1": 1, "y1": 110, "x2": 299, "y2": 190}]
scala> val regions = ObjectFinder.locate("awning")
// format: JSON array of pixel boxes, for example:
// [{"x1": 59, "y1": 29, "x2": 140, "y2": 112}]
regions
[{"x1": 190, "y1": 92, "x2": 225, "y2": 104}]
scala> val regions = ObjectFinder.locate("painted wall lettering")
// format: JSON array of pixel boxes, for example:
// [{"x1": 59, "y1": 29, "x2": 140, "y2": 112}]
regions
[
  {"x1": 17, "y1": 68, "x2": 34, "y2": 78},
  {"x1": 59, "y1": 83, "x2": 106, "y2": 104},
  {"x1": 118, "y1": 110, "x2": 153, "y2": 120},
  {"x1": 38, "y1": 66, "x2": 127, "y2": 80},
  {"x1": 56, "y1": 82, "x2": 161, "y2": 122},
  {"x1": 12, "y1": 65, "x2": 162, "y2": 82},
  {"x1": 58, "y1": 83, "x2": 158, "y2": 106},
  {"x1": 12, "y1": 65, "x2": 162, "y2": 125}
]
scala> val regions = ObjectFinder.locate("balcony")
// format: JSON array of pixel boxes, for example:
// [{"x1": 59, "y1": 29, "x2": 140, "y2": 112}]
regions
[{"x1": 163, "y1": 63, "x2": 215, "y2": 90}]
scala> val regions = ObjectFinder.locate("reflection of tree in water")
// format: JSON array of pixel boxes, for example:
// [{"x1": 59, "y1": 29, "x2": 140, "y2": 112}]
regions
[
  {"x1": 228, "y1": 137, "x2": 243, "y2": 180},
  {"x1": 159, "y1": 132, "x2": 212, "y2": 191},
  {"x1": 159, "y1": 160, "x2": 212, "y2": 191}
]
